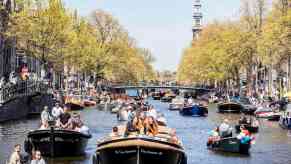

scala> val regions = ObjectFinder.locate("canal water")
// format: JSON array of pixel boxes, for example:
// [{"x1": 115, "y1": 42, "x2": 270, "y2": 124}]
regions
[{"x1": 1, "y1": 100, "x2": 291, "y2": 164}]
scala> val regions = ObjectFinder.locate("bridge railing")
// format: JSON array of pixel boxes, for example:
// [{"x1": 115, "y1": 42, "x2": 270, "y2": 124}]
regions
[{"x1": 0, "y1": 80, "x2": 51, "y2": 105}]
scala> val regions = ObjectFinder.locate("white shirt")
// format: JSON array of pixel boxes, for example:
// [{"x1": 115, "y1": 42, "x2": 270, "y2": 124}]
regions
[{"x1": 51, "y1": 107, "x2": 64, "y2": 118}]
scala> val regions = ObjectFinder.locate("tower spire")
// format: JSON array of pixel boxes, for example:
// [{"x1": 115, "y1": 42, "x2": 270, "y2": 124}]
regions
[{"x1": 192, "y1": 0, "x2": 202, "y2": 40}]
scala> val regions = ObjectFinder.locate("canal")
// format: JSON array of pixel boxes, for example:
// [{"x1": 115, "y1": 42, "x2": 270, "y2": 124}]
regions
[{"x1": 1, "y1": 100, "x2": 291, "y2": 164}]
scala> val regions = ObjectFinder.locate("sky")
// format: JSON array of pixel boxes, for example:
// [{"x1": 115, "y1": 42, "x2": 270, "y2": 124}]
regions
[{"x1": 63, "y1": 0, "x2": 242, "y2": 71}]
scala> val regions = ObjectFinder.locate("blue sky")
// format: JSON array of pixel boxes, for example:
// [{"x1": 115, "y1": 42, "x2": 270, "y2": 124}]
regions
[{"x1": 63, "y1": 0, "x2": 241, "y2": 71}]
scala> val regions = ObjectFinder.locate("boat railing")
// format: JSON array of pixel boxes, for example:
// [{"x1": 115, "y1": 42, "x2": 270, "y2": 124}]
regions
[{"x1": 0, "y1": 80, "x2": 51, "y2": 105}]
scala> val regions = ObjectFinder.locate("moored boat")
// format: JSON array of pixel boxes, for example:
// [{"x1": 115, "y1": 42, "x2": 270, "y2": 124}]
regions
[
  {"x1": 217, "y1": 102, "x2": 243, "y2": 113},
  {"x1": 93, "y1": 126, "x2": 187, "y2": 164},
  {"x1": 24, "y1": 127, "x2": 91, "y2": 157}
]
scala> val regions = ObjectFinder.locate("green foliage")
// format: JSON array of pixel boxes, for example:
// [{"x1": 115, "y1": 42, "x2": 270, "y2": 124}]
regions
[{"x1": 6, "y1": 0, "x2": 156, "y2": 82}]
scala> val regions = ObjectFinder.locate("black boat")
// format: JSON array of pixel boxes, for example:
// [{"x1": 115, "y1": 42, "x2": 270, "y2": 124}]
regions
[
  {"x1": 24, "y1": 127, "x2": 91, "y2": 157},
  {"x1": 207, "y1": 137, "x2": 251, "y2": 154},
  {"x1": 217, "y1": 102, "x2": 243, "y2": 113}
]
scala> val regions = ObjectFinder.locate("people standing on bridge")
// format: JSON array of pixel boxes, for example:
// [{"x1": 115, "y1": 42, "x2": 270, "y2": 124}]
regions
[
  {"x1": 51, "y1": 102, "x2": 63, "y2": 119},
  {"x1": 8, "y1": 144, "x2": 23, "y2": 164}
]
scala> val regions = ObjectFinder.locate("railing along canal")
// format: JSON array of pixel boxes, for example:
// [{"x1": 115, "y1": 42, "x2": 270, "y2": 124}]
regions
[{"x1": 0, "y1": 80, "x2": 51, "y2": 105}]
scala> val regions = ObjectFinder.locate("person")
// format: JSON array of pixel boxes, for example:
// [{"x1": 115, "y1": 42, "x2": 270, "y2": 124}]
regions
[
  {"x1": 207, "y1": 127, "x2": 220, "y2": 146},
  {"x1": 187, "y1": 97, "x2": 194, "y2": 105},
  {"x1": 8, "y1": 144, "x2": 22, "y2": 164},
  {"x1": 237, "y1": 126, "x2": 252, "y2": 144},
  {"x1": 132, "y1": 113, "x2": 144, "y2": 134},
  {"x1": 30, "y1": 150, "x2": 46, "y2": 164},
  {"x1": 219, "y1": 119, "x2": 232, "y2": 138},
  {"x1": 58, "y1": 107, "x2": 72, "y2": 129},
  {"x1": 39, "y1": 121, "x2": 49, "y2": 130},
  {"x1": 169, "y1": 129, "x2": 179, "y2": 144},
  {"x1": 40, "y1": 106, "x2": 52, "y2": 125},
  {"x1": 239, "y1": 114, "x2": 248, "y2": 124},
  {"x1": 51, "y1": 103, "x2": 63, "y2": 119},
  {"x1": 71, "y1": 113, "x2": 83, "y2": 131},
  {"x1": 109, "y1": 126, "x2": 120, "y2": 138},
  {"x1": 144, "y1": 116, "x2": 159, "y2": 137}
]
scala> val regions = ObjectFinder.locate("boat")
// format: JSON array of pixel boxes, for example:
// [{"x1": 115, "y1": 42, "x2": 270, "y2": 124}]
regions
[
  {"x1": 254, "y1": 107, "x2": 274, "y2": 118},
  {"x1": 152, "y1": 91, "x2": 161, "y2": 100},
  {"x1": 93, "y1": 126, "x2": 187, "y2": 164},
  {"x1": 179, "y1": 105, "x2": 208, "y2": 117},
  {"x1": 24, "y1": 126, "x2": 92, "y2": 157},
  {"x1": 217, "y1": 101, "x2": 243, "y2": 113},
  {"x1": 83, "y1": 96, "x2": 97, "y2": 107},
  {"x1": 169, "y1": 96, "x2": 185, "y2": 111},
  {"x1": 65, "y1": 95, "x2": 85, "y2": 111},
  {"x1": 161, "y1": 95, "x2": 172, "y2": 103},
  {"x1": 237, "y1": 97, "x2": 257, "y2": 115},
  {"x1": 279, "y1": 105, "x2": 291, "y2": 129},
  {"x1": 268, "y1": 113, "x2": 281, "y2": 121},
  {"x1": 207, "y1": 137, "x2": 251, "y2": 154}
]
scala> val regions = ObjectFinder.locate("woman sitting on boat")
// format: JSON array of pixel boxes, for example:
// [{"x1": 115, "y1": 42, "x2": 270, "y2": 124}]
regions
[
  {"x1": 144, "y1": 116, "x2": 159, "y2": 137},
  {"x1": 219, "y1": 119, "x2": 233, "y2": 138},
  {"x1": 207, "y1": 127, "x2": 220, "y2": 146},
  {"x1": 57, "y1": 107, "x2": 72, "y2": 130},
  {"x1": 237, "y1": 126, "x2": 253, "y2": 144}
]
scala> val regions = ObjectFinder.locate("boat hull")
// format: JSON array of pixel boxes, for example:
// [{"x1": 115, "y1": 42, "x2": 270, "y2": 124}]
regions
[
  {"x1": 66, "y1": 103, "x2": 84, "y2": 111},
  {"x1": 217, "y1": 103, "x2": 242, "y2": 113},
  {"x1": 207, "y1": 137, "x2": 250, "y2": 154},
  {"x1": 94, "y1": 138, "x2": 186, "y2": 164},
  {"x1": 24, "y1": 129, "x2": 91, "y2": 157},
  {"x1": 180, "y1": 105, "x2": 207, "y2": 117}
]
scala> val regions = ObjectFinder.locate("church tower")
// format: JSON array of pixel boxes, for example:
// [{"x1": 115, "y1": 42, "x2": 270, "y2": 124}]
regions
[{"x1": 192, "y1": 0, "x2": 202, "y2": 40}]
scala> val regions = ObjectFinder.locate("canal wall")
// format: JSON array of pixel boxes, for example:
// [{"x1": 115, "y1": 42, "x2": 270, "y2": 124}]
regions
[{"x1": 0, "y1": 93, "x2": 53, "y2": 122}]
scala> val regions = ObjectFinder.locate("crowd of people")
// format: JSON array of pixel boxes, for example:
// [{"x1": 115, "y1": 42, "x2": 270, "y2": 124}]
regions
[
  {"x1": 108, "y1": 98, "x2": 180, "y2": 144},
  {"x1": 40, "y1": 103, "x2": 89, "y2": 134}
]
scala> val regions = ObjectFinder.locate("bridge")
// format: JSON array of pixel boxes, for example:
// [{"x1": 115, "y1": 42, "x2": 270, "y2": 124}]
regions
[
  {"x1": 110, "y1": 83, "x2": 214, "y2": 91},
  {"x1": 0, "y1": 80, "x2": 51, "y2": 105}
]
